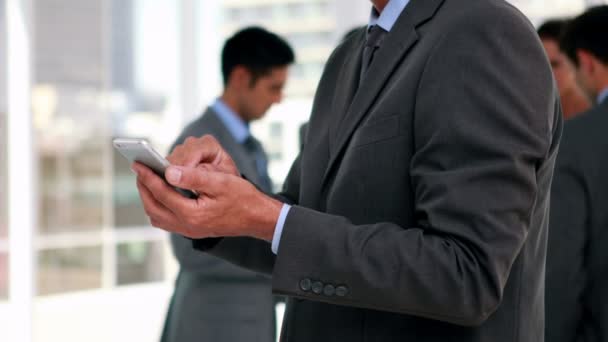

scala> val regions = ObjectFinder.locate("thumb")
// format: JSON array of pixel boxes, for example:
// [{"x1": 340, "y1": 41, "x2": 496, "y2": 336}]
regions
[{"x1": 165, "y1": 165, "x2": 224, "y2": 196}]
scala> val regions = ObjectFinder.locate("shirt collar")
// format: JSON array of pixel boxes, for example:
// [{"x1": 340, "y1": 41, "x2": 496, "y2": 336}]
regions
[
  {"x1": 597, "y1": 87, "x2": 608, "y2": 105},
  {"x1": 212, "y1": 98, "x2": 250, "y2": 144},
  {"x1": 368, "y1": 0, "x2": 410, "y2": 32}
]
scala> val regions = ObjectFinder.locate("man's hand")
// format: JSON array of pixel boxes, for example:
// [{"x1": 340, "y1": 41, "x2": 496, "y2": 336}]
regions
[
  {"x1": 168, "y1": 135, "x2": 239, "y2": 176},
  {"x1": 132, "y1": 162, "x2": 282, "y2": 241}
]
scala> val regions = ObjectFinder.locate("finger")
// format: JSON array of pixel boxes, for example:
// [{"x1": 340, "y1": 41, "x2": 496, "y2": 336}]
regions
[
  {"x1": 167, "y1": 135, "x2": 222, "y2": 167},
  {"x1": 137, "y1": 179, "x2": 178, "y2": 223},
  {"x1": 134, "y1": 161, "x2": 199, "y2": 219},
  {"x1": 149, "y1": 218, "x2": 169, "y2": 231},
  {"x1": 150, "y1": 217, "x2": 184, "y2": 235},
  {"x1": 165, "y1": 166, "x2": 231, "y2": 198},
  {"x1": 195, "y1": 163, "x2": 224, "y2": 173},
  {"x1": 131, "y1": 161, "x2": 153, "y2": 175},
  {"x1": 136, "y1": 178, "x2": 183, "y2": 231},
  {"x1": 137, "y1": 180, "x2": 203, "y2": 238},
  {"x1": 132, "y1": 161, "x2": 173, "y2": 193}
]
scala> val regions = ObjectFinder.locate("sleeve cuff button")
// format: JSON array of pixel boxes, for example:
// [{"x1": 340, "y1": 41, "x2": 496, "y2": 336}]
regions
[
  {"x1": 299, "y1": 278, "x2": 312, "y2": 291},
  {"x1": 336, "y1": 285, "x2": 349, "y2": 297}
]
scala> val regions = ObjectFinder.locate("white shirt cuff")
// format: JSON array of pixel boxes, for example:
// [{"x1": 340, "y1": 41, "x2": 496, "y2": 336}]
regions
[{"x1": 271, "y1": 204, "x2": 291, "y2": 254}]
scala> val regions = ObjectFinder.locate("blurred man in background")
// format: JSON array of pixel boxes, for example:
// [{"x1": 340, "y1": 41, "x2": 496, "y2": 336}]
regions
[
  {"x1": 161, "y1": 27, "x2": 294, "y2": 342},
  {"x1": 538, "y1": 19, "x2": 591, "y2": 119},
  {"x1": 546, "y1": 6, "x2": 608, "y2": 342}
]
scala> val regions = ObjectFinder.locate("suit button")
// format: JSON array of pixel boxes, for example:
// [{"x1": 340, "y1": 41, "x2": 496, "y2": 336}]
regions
[
  {"x1": 299, "y1": 278, "x2": 312, "y2": 291},
  {"x1": 323, "y1": 284, "x2": 335, "y2": 296},
  {"x1": 312, "y1": 281, "x2": 323, "y2": 294},
  {"x1": 336, "y1": 285, "x2": 349, "y2": 297}
]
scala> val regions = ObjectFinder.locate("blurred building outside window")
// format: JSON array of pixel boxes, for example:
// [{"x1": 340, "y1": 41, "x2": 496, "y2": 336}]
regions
[
  {"x1": 31, "y1": 0, "x2": 182, "y2": 297},
  {"x1": 21, "y1": 0, "x2": 185, "y2": 340},
  {"x1": 0, "y1": 0, "x2": 8, "y2": 302},
  {"x1": 266, "y1": 122, "x2": 284, "y2": 162}
]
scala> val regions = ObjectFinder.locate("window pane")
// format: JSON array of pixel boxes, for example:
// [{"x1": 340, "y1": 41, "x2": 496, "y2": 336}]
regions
[
  {"x1": 38, "y1": 138, "x2": 106, "y2": 234},
  {"x1": 0, "y1": 0, "x2": 7, "y2": 302},
  {"x1": 32, "y1": 0, "x2": 179, "y2": 300},
  {"x1": 33, "y1": 0, "x2": 107, "y2": 234},
  {"x1": 0, "y1": 148, "x2": 5, "y2": 243},
  {"x1": 0, "y1": 253, "x2": 7, "y2": 299},
  {"x1": 267, "y1": 122, "x2": 284, "y2": 161},
  {"x1": 113, "y1": 148, "x2": 148, "y2": 228},
  {"x1": 37, "y1": 247, "x2": 102, "y2": 296},
  {"x1": 112, "y1": 0, "x2": 180, "y2": 229},
  {"x1": 116, "y1": 241, "x2": 164, "y2": 285}
]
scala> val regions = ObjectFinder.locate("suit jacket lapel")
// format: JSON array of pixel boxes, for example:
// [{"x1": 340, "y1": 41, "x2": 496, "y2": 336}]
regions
[
  {"x1": 322, "y1": 0, "x2": 444, "y2": 188},
  {"x1": 328, "y1": 29, "x2": 366, "y2": 150}
]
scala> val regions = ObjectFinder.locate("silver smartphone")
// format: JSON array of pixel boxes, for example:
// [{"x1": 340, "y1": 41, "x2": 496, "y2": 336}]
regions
[{"x1": 113, "y1": 138, "x2": 198, "y2": 198}]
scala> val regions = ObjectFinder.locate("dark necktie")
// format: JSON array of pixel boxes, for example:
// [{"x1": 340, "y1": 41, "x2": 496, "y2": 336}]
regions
[
  {"x1": 242, "y1": 135, "x2": 273, "y2": 192},
  {"x1": 360, "y1": 25, "x2": 387, "y2": 84}
]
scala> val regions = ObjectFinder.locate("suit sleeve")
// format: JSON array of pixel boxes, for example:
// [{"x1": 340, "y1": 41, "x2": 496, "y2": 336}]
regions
[
  {"x1": 168, "y1": 129, "x2": 278, "y2": 273},
  {"x1": 583, "y1": 139, "x2": 608, "y2": 342},
  {"x1": 270, "y1": 7, "x2": 558, "y2": 326},
  {"x1": 545, "y1": 130, "x2": 589, "y2": 342},
  {"x1": 588, "y1": 233, "x2": 608, "y2": 342},
  {"x1": 191, "y1": 151, "x2": 304, "y2": 274}
]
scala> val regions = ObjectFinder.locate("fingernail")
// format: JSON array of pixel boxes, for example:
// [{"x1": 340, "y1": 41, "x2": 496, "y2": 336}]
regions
[
  {"x1": 131, "y1": 166, "x2": 138, "y2": 175},
  {"x1": 166, "y1": 167, "x2": 182, "y2": 184}
]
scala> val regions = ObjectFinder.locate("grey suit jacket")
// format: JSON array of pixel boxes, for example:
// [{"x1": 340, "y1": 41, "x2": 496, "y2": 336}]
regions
[
  {"x1": 162, "y1": 107, "x2": 275, "y2": 342},
  {"x1": 546, "y1": 99, "x2": 608, "y2": 342},
  {"x1": 194, "y1": 0, "x2": 561, "y2": 341}
]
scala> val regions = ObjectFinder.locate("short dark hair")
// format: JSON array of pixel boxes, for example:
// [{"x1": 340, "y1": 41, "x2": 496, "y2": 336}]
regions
[
  {"x1": 560, "y1": 5, "x2": 608, "y2": 66},
  {"x1": 221, "y1": 27, "x2": 295, "y2": 86},
  {"x1": 537, "y1": 19, "x2": 568, "y2": 41}
]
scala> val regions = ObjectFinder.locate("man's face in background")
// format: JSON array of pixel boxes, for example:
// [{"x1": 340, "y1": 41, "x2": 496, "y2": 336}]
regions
[
  {"x1": 237, "y1": 66, "x2": 288, "y2": 122},
  {"x1": 542, "y1": 38, "x2": 578, "y2": 96},
  {"x1": 570, "y1": 50, "x2": 605, "y2": 101}
]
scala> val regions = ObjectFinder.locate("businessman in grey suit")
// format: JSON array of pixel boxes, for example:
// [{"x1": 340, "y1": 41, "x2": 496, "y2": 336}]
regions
[
  {"x1": 160, "y1": 27, "x2": 294, "y2": 342},
  {"x1": 546, "y1": 6, "x2": 608, "y2": 342},
  {"x1": 135, "y1": 0, "x2": 560, "y2": 341}
]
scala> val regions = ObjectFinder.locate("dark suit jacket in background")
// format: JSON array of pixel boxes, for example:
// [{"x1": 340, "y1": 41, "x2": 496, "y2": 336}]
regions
[
  {"x1": 193, "y1": 0, "x2": 561, "y2": 341},
  {"x1": 546, "y1": 99, "x2": 608, "y2": 342},
  {"x1": 161, "y1": 107, "x2": 275, "y2": 342}
]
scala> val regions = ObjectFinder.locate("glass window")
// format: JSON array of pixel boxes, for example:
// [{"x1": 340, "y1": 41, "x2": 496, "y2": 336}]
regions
[
  {"x1": 290, "y1": 64, "x2": 306, "y2": 80},
  {"x1": 266, "y1": 122, "x2": 284, "y2": 161},
  {"x1": 32, "y1": 0, "x2": 176, "y2": 296},
  {"x1": 0, "y1": 253, "x2": 7, "y2": 299},
  {"x1": 33, "y1": 0, "x2": 108, "y2": 234},
  {"x1": 112, "y1": 0, "x2": 180, "y2": 231},
  {"x1": 286, "y1": 31, "x2": 333, "y2": 49},
  {"x1": 113, "y1": 149, "x2": 148, "y2": 228},
  {"x1": 32, "y1": 0, "x2": 109, "y2": 296},
  {"x1": 37, "y1": 136, "x2": 106, "y2": 234},
  {"x1": 116, "y1": 241, "x2": 164, "y2": 285},
  {"x1": 269, "y1": 122, "x2": 283, "y2": 139},
  {"x1": 37, "y1": 247, "x2": 102, "y2": 295},
  {"x1": 0, "y1": 0, "x2": 8, "y2": 301},
  {"x1": 287, "y1": 2, "x2": 328, "y2": 17},
  {"x1": 272, "y1": 5, "x2": 289, "y2": 20}
]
